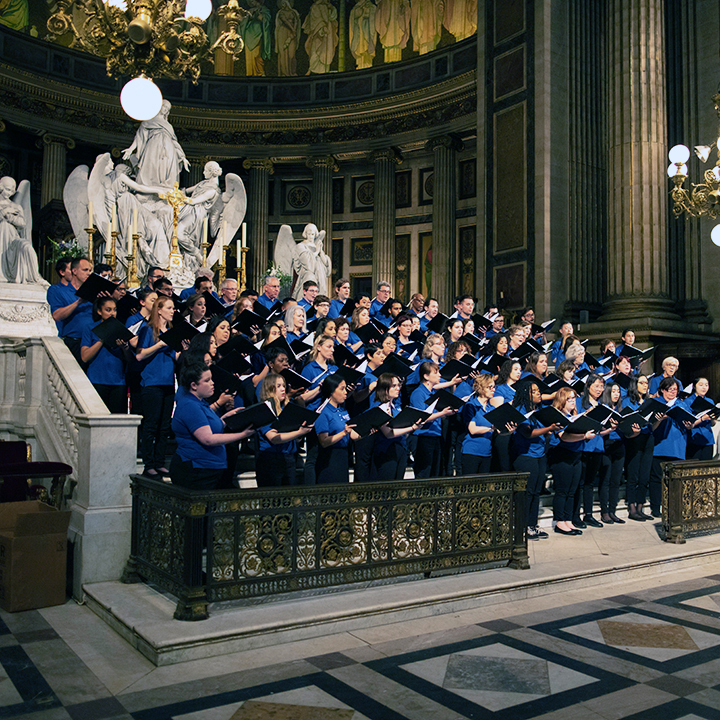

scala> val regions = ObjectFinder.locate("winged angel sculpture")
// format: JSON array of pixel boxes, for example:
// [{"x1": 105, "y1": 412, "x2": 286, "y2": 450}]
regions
[
  {"x1": 273, "y1": 222, "x2": 331, "y2": 298},
  {"x1": 64, "y1": 155, "x2": 246, "y2": 285},
  {"x1": 0, "y1": 176, "x2": 47, "y2": 285}
]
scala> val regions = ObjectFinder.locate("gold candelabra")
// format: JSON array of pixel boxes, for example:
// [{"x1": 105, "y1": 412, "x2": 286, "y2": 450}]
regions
[
  {"x1": 217, "y1": 243, "x2": 227, "y2": 285},
  {"x1": 85, "y1": 226, "x2": 96, "y2": 265},
  {"x1": 201, "y1": 241, "x2": 210, "y2": 268},
  {"x1": 127, "y1": 233, "x2": 140, "y2": 288},
  {"x1": 159, "y1": 182, "x2": 189, "y2": 272},
  {"x1": 237, "y1": 245, "x2": 249, "y2": 292},
  {"x1": 105, "y1": 231, "x2": 119, "y2": 275}
]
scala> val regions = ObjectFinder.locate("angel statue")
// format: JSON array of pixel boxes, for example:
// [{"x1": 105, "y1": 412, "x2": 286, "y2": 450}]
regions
[
  {"x1": 0, "y1": 176, "x2": 47, "y2": 285},
  {"x1": 274, "y1": 222, "x2": 331, "y2": 298},
  {"x1": 64, "y1": 153, "x2": 173, "y2": 278}
]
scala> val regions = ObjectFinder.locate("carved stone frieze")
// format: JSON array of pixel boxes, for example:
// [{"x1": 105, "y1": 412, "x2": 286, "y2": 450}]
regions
[{"x1": 0, "y1": 302, "x2": 52, "y2": 324}]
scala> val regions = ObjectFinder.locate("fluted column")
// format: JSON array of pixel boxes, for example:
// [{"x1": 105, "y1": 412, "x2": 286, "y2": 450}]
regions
[
  {"x1": 40, "y1": 134, "x2": 74, "y2": 207},
  {"x1": 601, "y1": 0, "x2": 678, "y2": 320},
  {"x1": 307, "y1": 155, "x2": 337, "y2": 294},
  {"x1": 242, "y1": 158, "x2": 274, "y2": 290},
  {"x1": 428, "y1": 136, "x2": 461, "y2": 311},
  {"x1": 186, "y1": 157, "x2": 208, "y2": 187},
  {"x1": 372, "y1": 148, "x2": 401, "y2": 289}
]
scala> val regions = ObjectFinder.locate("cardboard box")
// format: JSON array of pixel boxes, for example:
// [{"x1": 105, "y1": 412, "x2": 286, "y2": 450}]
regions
[{"x1": 0, "y1": 501, "x2": 71, "y2": 612}]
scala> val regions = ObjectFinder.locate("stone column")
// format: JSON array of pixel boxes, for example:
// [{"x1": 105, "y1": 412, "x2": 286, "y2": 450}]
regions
[
  {"x1": 372, "y1": 148, "x2": 401, "y2": 290},
  {"x1": 186, "y1": 157, "x2": 207, "y2": 187},
  {"x1": 428, "y1": 136, "x2": 461, "y2": 311},
  {"x1": 600, "y1": 0, "x2": 678, "y2": 321},
  {"x1": 40, "y1": 134, "x2": 74, "y2": 207},
  {"x1": 242, "y1": 158, "x2": 274, "y2": 290}
]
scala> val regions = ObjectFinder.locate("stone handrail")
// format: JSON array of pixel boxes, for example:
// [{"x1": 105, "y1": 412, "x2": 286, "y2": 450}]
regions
[{"x1": 0, "y1": 335, "x2": 141, "y2": 598}]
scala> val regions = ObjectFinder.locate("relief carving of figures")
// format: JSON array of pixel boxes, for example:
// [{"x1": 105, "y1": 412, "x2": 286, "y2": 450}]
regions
[
  {"x1": 303, "y1": 0, "x2": 339, "y2": 74},
  {"x1": 349, "y1": 0, "x2": 377, "y2": 70},
  {"x1": 0, "y1": 176, "x2": 47, "y2": 285},
  {"x1": 240, "y1": 0, "x2": 273, "y2": 76},
  {"x1": 375, "y1": 0, "x2": 410, "y2": 62},
  {"x1": 275, "y1": 0, "x2": 301, "y2": 76}
]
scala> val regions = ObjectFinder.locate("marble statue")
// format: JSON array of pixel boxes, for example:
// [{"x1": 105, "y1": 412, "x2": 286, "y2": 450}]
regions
[
  {"x1": 303, "y1": 0, "x2": 339, "y2": 74},
  {"x1": 349, "y1": 0, "x2": 377, "y2": 70},
  {"x1": 122, "y1": 100, "x2": 189, "y2": 189},
  {"x1": 63, "y1": 152, "x2": 246, "y2": 287},
  {"x1": 275, "y1": 0, "x2": 301, "y2": 76},
  {"x1": 443, "y1": 0, "x2": 476, "y2": 41},
  {"x1": 0, "y1": 176, "x2": 47, "y2": 285},
  {"x1": 411, "y1": 0, "x2": 443, "y2": 54},
  {"x1": 375, "y1": 0, "x2": 410, "y2": 62},
  {"x1": 240, "y1": 0, "x2": 272, "y2": 76},
  {"x1": 274, "y1": 223, "x2": 331, "y2": 298}
]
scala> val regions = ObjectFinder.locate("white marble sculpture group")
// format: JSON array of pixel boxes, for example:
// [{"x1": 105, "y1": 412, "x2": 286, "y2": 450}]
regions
[{"x1": 0, "y1": 100, "x2": 331, "y2": 296}]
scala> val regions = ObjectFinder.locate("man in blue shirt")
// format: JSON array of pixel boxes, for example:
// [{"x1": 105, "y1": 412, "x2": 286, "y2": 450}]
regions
[
  {"x1": 219, "y1": 277, "x2": 238, "y2": 317},
  {"x1": 451, "y1": 294, "x2": 475, "y2": 320},
  {"x1": 369, "y1": 281, "x2": 391, "y2": 319},
  {"x1": 46, "y1": 257, "x2": 73, "y2": 332},
  {"x1": 298, "y1": 280, "x2": 318, "y2": 313},
  {"x1": 328, "y1": 278, "x2": 350, "y2": 318},
  {"x1": 257, "y1": 274, "x2": 281, "y2": 310},
  {"x1": 47, "y1": 256, "x2": 94, "y2": 363}
]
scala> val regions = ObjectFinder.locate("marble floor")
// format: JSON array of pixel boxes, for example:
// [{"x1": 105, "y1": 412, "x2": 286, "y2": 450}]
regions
[{"x1": 5, "y1": 535, "x2": 720, "y2": 720}]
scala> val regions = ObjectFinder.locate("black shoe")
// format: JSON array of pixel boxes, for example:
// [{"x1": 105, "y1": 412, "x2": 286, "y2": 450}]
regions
[
  {"x1": 584, "y1": 515, "x2": 603, "y2": 528},
  {"x1": 572, "y1": 517, "x2": 587, "y2": 529},
  {"x1": 640, "y1": 510, "x2": 654, "y2": 521},
  {"x1": 570, "y1": 528, "x2": 583, "y2": 535},
  {"x1": 651, "y1": 509, "x2": 662, "y2": 518},
  {"x1": 628, "y1": 512, "x2": 646, "y2": 522},
  {"x1": 554, "y1": 526, "x2": 575, "y2": 535},
  {"x1": 601, "y1": 514, "x2": 614, "y2": 524},
  {"x1": 609, "y1": 513, "x2": 625, "y2": 524}
]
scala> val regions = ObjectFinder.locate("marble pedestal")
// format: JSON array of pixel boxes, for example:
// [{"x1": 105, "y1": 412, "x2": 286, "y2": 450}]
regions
[{"x1": 0, "y1": 282, "x2": 56, "y2": 338}]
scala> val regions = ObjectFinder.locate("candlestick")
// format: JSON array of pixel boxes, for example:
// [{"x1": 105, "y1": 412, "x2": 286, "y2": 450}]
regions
[
  {"x1": 128, "y1": 233, "x2": 140, "y2": 288},
  {"x1": 88, "y1": 201, "x2": 93, "y2": 229},
  {"x1": 111, "y1": 204, "x2": 117, "y2": 233},
  {"x1": 105, "y1": 230, "x2": 118, "y2": 274},
  {"x1": 132, "y1": 207, "x2": 138, "y2": 237},
  {"x1": 85, "y1": 226, "x2": 96, "y2": 264}
]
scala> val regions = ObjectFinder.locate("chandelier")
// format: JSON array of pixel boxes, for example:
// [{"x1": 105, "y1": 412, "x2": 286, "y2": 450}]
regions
[
  {"x1": 46, "y1": 0, "x2": 247, "y2": 120},
  {"x1": 667, "y1": 91, "x2": 720, "y2": 246}
]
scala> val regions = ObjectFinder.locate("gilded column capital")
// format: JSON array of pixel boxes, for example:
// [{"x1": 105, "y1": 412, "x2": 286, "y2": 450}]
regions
[
  {"x1": 38, "y1": 133, "x2": 75, "y2": 150},
  {"x1": 242, "y1": 158, "x2": 275, "y2": 174},
  {"x1": 426, "y1": 135, "x2": 463, "y2": 153},
  {"x1": 372, "y1": 148, "x2": 403, "y2": 165},
  {"x1": 306, "y1": 155, "x2": 339, "y2": 172}
]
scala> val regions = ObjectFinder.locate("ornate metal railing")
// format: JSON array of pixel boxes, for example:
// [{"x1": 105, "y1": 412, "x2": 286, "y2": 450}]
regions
[
  {"x1": 122, "y1": 472, "x2": 530, "y2": 621},
  {"x1": 662, "y1": 459, "x2": 720, "y2": 543}
]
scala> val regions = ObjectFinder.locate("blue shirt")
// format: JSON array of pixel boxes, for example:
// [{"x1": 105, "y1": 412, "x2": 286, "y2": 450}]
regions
[
  {"x1": 688, "y1": 394, "x2": 715, "y2": 446},
  {"x1": 653, "y1": 397, "x2": 690, "y2": 458},
  {"x1": 549, "y1": 413, "x2": 584, "y2": 452},
  {"x1": 461, "y1": 396, "x2": 493, "y2": 457},
  {"x1": 371, "y1": 399, "x2": 406, "y2": 452},
  {"x1": 258, "y1": 403, "x2": 297, "y2": 454},
  {"x1": 298, "y1": 297, "x2": 313, "y2": 312},
  {"x1": 494, "y1": 383, "x2": 516, "y2": 404},
  {"x1": 48, "y1": 281, "x2": 92, "y2": 338},
  {"x1": 328, "y1": 298, "x2": 345, "y2": 319},
  {"x1": 301, "y1": 360, "x2": 338, "y2": 410},
  {"x1": 513, "y1": 412, "x2": 546, "y2": 458},
  {"x1": 136, "y1": 324, "x2": 176, "y2": 386},
  {"x1": 549, "y1": 339, "x2": 563, "y2": 364},
  {"x1": 81, "y1": 320, "x2": 126, "y2": 386},
  {"x1": 256, "y1": 292, "x2": 278, "y2": 310},
  {"x1": 172, "y1": 392, "x2": 226, "y2": 469},
  {"x1": 315, "y1": 403, "x2": 351, "y2": 447},
  {"x1": 649, "y1": 374, "x2": 672, "y2": 396},
  {"x1": 410, "y1": 384, "x2": 441, "y2": 437}
]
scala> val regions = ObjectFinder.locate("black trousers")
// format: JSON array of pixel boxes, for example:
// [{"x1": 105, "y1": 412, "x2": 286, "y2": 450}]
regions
[
  {"x1": 625, "y1": 433, "x2": 654, "y2": 505},
  {"x1": 372, "y1": 442, "x2": 407, "y2": 481},
  {"x1": 576, "y1": 451, "x2": 603, "y2": 518},
  {"x1": 140, "y1": 385, "x2": 174, "y2": 470},
  {"x1": 514, "y1": 454, "x2": 546, "y2": 528},
  {"x1": 170, "y1": 454, "x2": 222, "y2": 490},
  {"x1": 414, "y1": 435, "x2": 442, "y2": 478},
  {"x1": 600, "y1": 440, "x2": 625, "y2": 514},
  {"x1": 353, "y1": 433, "x2": 375, "y2": 483},
  {"x1": 317, "y1": 445, "x2": 350, "y2": 484},
  {"x1": 256, "y1": 451, "x2": 297, "y2": 487},
  {"x1": 462, "y1": 453, "x2": 492, "y2": 475},
  {"x1": 549, "y1": 447, "x2": 582, "y2": 522},
  {"x1": 93, "y1": 383, "x2": 128, "y2": 415}
]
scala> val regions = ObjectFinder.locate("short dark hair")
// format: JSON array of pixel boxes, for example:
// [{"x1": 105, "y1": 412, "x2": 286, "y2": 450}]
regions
[
  {"x1": 178, "y1": 361, "x2": 210, "y2": 390},
  {"x1": 658, "y1": 377, "x2": 680, "y2": 393},
  {"x1": 194, "y1": 276, "x2": 212, "y2": 290},
  {"x1": 424, "y1": 297, "x2": 439, "y2": 308},
  {"x1": 55, "y1": 256, "x2": 72, "y2": 275},
  {"x1": 70, "y1": 256, "x2": 89, "y2": 270},
  {"x1": 91, "y1": 295, "x2": 116, "y2": 321},
  {"x1": 154, "y1": 277, "x2": 173, "y2": 291},
  {"x1": 264, "y1": 346, "x2": 289, "y2": 365},
  {"x1": 94, "y1": 262, "x2": 112, "y2": 275},
  {"x1": 147, "y1": 266, "x2": 164, "y2": 278},
  {"x1": 137, "y1": 287, "x2": 157, "y2": 303},
  {"x1": 303, "y1": 280, "x2": 319, "y2": 291}
]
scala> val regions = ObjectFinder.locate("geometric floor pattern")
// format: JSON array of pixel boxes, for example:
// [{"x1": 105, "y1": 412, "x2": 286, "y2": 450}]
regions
[{"x1": 4, "y1": 577, "x2": 720, "y2": 719}]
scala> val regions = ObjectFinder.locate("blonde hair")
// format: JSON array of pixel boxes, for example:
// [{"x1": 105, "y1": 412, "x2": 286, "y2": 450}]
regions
[
  {"x1": 552, "y1": 387, "x2": 576, "y2": 411},
  {"x1": 259, "y1": 373, "x2": 286, "y2": 414},
  {"x1": 473, "y1": 374, "x2": 495, "y2": 396},
  {"x1": 311, "y1": 333, "x2": 334, "y2": 361}
]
